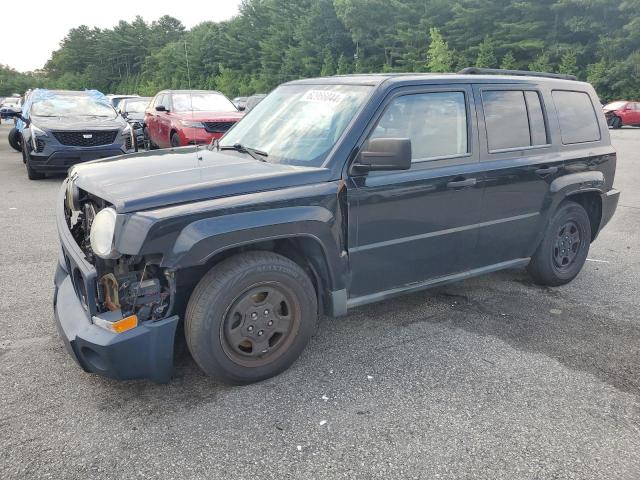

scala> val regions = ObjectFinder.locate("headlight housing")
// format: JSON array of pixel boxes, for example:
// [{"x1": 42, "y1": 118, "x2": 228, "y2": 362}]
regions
[
  {"x1": 31, "y1": 124, "x2": 48, "y2": 137},
  {"x1": 179, "y1": 120, "x2": 205, "y2": 128},
  {"x1": 89, "y1": 207, "x2": 120, "y2": 259}
]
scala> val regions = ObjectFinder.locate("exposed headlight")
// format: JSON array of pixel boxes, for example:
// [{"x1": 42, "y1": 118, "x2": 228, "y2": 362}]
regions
[
  {"x1": 65, "y1": 178, "x2": 80, "y2": 212},
  {"x1": 89, "y1": 208, "x2": 120, "y2": 259},
  {"x1": 179, "y1": 120, "x2": 205, "y2": 128}
]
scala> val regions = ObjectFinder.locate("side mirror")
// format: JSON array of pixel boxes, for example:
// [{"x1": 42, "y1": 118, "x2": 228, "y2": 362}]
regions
[
  {"x1": 353, "y1": 138, "x2": 412, "y2": 172},
  {"x1": 155, "y1": 105, "x2": 167, "y2": 112}
]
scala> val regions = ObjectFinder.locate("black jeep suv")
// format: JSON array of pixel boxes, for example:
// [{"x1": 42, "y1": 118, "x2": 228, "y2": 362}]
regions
[{"x1": 54, "y1": 70, "x2": 619, "y2": 384}]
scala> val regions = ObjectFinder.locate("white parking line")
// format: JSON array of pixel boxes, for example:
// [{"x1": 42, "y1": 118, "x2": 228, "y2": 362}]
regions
[{"x1": 586, "y1": 258, "x2": 610, "y2": 263}]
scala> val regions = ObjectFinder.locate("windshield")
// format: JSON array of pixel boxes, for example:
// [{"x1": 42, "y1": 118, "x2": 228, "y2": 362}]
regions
[
  {"x1": 603, "y1": 101, "x2": 627, "y2": 110},
  {"x1": 220, "y1": 84, "x2": 372, "y2": 167},
  {"x1": 123, "y1": 99, "x2": 150, "y2": 113},
  {"x1": 31, "y1": 95, "x2": 116, "y2": 118},
  {"x1": 172, "y1": 92, "x2": 237, "y2": 112}
]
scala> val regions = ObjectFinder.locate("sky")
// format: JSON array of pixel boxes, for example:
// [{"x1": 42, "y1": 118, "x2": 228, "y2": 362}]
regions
[{"x1": 0, "y1": 0, "x2": 243, "y2": 72}]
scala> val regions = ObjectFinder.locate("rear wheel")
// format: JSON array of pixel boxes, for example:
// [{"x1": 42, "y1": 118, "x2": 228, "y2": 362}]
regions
[
  {"x1": 8, "y1": 127, "x2": 21, "y2": 152},
  {"x1": 527, "y1": 201, "x2": 591, "y2": 286},
  {"x1": 170, "y1": 132, "x2": 181, "y2": 148},
  {"x1": 185, "y1": 251, "x2": 318, "y2": 384},
  {"x1": 611, "y1": 116, "x2": 622, "y2": 129},
  {"x1": 22, "y1": 139, "x2": 45, "y2": 180}
]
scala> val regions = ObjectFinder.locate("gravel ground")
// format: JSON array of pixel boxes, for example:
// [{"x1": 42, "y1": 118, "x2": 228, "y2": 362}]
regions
[{"x1": 1, "y1": 123, "x2": 639, "y2": 479}]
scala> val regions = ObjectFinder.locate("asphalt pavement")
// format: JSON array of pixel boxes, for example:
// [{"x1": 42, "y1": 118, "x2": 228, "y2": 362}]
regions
[{"x1": 1, "y1": 122, "x2": 639, "y2": 479}]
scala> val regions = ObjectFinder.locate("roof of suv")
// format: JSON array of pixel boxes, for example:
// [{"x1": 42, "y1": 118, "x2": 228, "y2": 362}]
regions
[{"x1": 286, "y1": 72, "x2": 588, "y2": 88}]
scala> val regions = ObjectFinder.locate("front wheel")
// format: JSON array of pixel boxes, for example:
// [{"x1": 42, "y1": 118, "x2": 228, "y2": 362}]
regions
[
  {"x1": 170, "y1": 132, "x2": 181, "y2": 148},
  {"x1": 22, "y1": 139, "x2": 45, "y2": 180},
  {"x1": 8, "y1": 127, "x2": 21, "y2": 152},
  {"x1": 527, "y1": 201, "x2": 591, "y2": 286},
  {"x1": 185, "y1": 251, "x2": 318, "y2": 384}
]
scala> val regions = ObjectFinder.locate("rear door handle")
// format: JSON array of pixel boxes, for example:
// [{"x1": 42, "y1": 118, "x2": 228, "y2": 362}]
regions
[
  {"x1": 447, "y1": 177, "x2": 477, "y2": 189},
  {"x1": 535, "y1": 166, "x2": 558, "y2": 176}
]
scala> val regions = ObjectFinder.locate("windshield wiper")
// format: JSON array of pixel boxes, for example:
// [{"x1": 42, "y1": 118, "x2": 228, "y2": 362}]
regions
[{"x1": 220, "y1": 143, "x2": 269, "y2": 162}]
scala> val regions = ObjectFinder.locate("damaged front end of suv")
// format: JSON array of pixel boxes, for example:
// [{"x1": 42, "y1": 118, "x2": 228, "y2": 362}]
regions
[{"x1": 55, "y1": 174, "x2": 178, "y2": 382}]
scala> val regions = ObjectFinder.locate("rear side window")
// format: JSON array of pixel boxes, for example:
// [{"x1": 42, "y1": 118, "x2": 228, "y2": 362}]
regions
[
  {"x1": 552, "y1": 90, "x2": 601, "y2": 144},
  {"x1": 482, "y1": 90, "x2": 548, "y2": 151}
]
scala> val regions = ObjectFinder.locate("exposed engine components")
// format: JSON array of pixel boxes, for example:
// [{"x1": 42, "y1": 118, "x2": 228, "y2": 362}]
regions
[{"x1": 98, "y1": 267, "x2": 170, "y2": 322}]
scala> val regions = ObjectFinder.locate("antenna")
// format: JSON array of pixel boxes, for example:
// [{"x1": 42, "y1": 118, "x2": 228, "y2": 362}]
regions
[{"x1": 183, "y1": 39, "x2": 200, "y2": 158}]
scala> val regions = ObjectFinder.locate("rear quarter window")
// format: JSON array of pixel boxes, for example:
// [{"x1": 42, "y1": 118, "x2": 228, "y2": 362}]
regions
[{"x1": 552, "y1": 90, "x2": 601, "y2": 144}]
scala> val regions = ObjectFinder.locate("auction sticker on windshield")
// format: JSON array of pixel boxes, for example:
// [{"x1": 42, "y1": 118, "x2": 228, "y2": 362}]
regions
[{"x1": 301, "y1": 90, "x2": 346, "y2": 104}]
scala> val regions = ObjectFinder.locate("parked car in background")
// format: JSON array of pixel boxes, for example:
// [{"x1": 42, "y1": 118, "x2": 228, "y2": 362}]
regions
[
  {"x1": 118, "y1": 97, "x2": 151, "y2": 150},
  {"x1": 54, "y1": 69, "x2": 618, "y2": 384},
  {"x1": 4, "y1": 89, "x2": 136, "y2": 179},
  {"x1": 232, "y1": 96, "x2": 248, "y2": 111},
  {"x1": 1, "y1": 96, "x2": 22, "y2": 120},
  {"x1": 144, "y1": 90, "x2": 243, "y2": 148},
  {"x1": 244, "y1": 93, "x2": 267, "y2": 112},
  {"x1": 604, "y1": 100, "x2": 640, "y2": 128},
  {"x1": 106, "y1": 94, "x2": 140, "y2": 110}
]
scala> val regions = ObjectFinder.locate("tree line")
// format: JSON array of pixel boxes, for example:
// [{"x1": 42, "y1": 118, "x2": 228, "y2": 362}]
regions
[{"x1": 1, "y1": 0, "x2": 639, "y2": 101}]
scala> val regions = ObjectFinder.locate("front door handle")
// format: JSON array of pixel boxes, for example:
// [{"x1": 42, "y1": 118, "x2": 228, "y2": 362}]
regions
[
  {"x1": 447, "y1": 177, "x2": 477, "y2": 189},
  {"x1": 535, "y1": 166, "x2": 558, "y2": 176}
]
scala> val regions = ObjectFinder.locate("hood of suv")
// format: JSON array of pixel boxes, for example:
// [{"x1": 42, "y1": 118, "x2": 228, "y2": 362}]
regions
[
  {"x1": 71, "y1": 147, "x2": 332, "y2": 213},
  {"x1": 32, "y1": 115, "x2": 127, "y2": 131}
]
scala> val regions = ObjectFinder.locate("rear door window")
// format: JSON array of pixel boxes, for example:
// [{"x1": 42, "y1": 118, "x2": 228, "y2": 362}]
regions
[
  {"x1": 481, "y1": 90, "x2": 548, "y2": 152},
  {"x1": 552, "y1": 90, "x2": 601, "y2": 144}
]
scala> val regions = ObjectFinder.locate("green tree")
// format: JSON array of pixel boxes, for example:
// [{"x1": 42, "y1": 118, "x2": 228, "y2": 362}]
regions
[
  {"x1": 321, "y1": 52, "x2": 336, "y2": 76},
  {"x1": 336, "y1": 54, "x2": 352, "y2": 75},
  {"x1": 529, "y1": 52, "x2": 552, "y2": 72},
  {"x1": 427, "y1": 27, "x2": 454, "y2": 72},
  {"x1": 475, "y1": 37, "x2": 497, "y2": 68},
  {"x1": 500, "y1": 51, "x2": 518, "y2": 70},
  {"x1": 559, "y1": 50, "x2": 578, "y2": 76}
]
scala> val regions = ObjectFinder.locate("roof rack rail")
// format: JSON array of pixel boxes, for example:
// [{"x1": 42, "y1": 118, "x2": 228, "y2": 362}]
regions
[{"x1": 458, "y1": 67, "x2": 578, "y2": 81}]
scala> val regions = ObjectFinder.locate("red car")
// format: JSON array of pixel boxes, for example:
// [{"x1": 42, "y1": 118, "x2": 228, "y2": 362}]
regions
[
  {"x1": 144, "y1": 90, "x2": 244, "y2": 148},
  {"x1": 603, "y1": 100, "x2": 640, "y2": 129}
]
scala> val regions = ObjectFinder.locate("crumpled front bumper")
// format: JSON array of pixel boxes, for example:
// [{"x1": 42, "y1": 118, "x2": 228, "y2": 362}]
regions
[
  {"x1": 53, "y1": 263, "x2": 179, "y2": 383},
  {"x1": 53, "y1": 182, "x2": 179, "y2": 383}
]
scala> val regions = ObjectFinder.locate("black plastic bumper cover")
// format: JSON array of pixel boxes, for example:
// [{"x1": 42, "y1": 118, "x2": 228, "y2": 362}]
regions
[
  {"x1": 599, "y1": 188, "x2": 620, "y2": 233},
  {"x1": 53, "y1": 262, "x2": 179, "y2": 383}
]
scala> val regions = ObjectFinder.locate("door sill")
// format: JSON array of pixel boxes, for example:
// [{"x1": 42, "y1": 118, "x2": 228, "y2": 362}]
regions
[{"x1": 346, "y1": 258, "x2": 530, "y2": 310}]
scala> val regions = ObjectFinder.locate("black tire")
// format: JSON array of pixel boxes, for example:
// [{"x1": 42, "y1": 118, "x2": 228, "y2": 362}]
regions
[
  {"x1": 22, "y1": 138, "x2": 45, "y2": 180},
  {"x1": 185, "y1": 251, "x2": 318, "y2": 384},
  {"x1": 170, "y1": 132, "x2": 181, "y2": 148},
  {"x1": 143, "y1": 127, "x2": 157, "y2": 150},
  {"x1": 611, "y1": 116, "x2": 622, "y2": 129},
  {"x1": 8, "y1": 127, "x2": 21, "y2": 152},
  {"x1": 527, "y1": 201, "x2": 591, "y2": 287}
]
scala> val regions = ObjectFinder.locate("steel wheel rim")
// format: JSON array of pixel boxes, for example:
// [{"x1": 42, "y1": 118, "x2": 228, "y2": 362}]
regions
[
  {"x1": 219, "y1": 282, "x2": 299, "y2": 367},
  {"x1": 553, "y1": 220, "x2": 581, "y2": 271}
]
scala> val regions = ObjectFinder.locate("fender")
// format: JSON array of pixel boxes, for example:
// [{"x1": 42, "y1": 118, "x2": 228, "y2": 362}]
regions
[
  {"x1": 529, "y1": 170, "x2": 607, "y2": 252},
  {"x1": 549, "y1": 170, "x2": 605, "y2": 195},
  {"x1": 163, "y1": 205, "x2": 346, "y2": 292}
]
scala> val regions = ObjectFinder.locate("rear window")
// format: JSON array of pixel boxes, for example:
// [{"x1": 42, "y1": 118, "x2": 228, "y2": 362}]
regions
[
  {"x1": 482, "y1": 90, "x2": 548, "y2": 152},
  {"x1": 552, "y1": 90, "x2": 601, "y2": 144}
]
